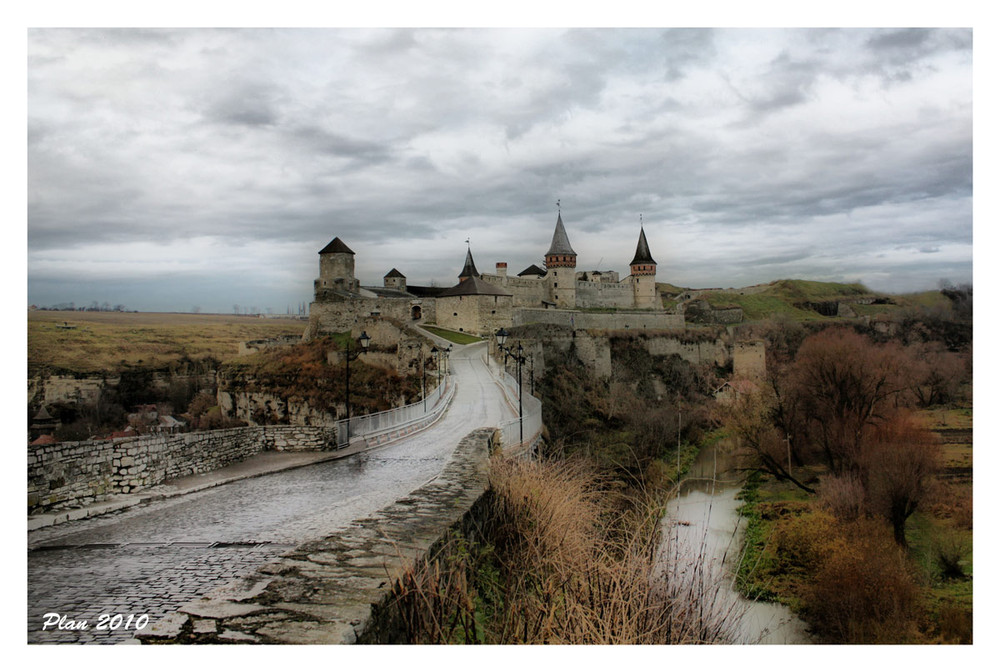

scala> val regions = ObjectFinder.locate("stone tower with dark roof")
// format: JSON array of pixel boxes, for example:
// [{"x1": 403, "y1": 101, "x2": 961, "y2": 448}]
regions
[
  {"x1": 315, "y1": 236, "x2": 360, "y2": 297},
  {"x1": 629, "y1": 224, "x2": 659, "y2": 309},
  {"x1": 544, "y1": 210, "x2": 577, "y2": 308},
  {"x1": 384, "y1": 268, "x2": 407, "y2": 292}
]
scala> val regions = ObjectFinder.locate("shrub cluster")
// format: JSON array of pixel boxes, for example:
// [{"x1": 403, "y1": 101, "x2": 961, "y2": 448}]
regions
[{"x1": 389, "y1": 455, "x2": 743, "y2": 644}]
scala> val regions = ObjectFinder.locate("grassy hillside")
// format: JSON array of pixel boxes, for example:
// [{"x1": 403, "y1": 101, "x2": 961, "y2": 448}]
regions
[
  {"x1": 28, "y1": 311, "x2": 307, "y2": 376},
  {"x1": 660, "y1": 279, "x2": 953, "y2": 322}
]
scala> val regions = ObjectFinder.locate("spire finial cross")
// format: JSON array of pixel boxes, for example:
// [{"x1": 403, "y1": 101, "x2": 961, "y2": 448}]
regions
[{"x1": 557, "y1": 199, "x2": 561, "y2": 215}]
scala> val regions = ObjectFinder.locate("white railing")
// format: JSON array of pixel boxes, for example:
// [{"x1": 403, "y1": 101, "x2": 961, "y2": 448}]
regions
[
  {"x1": 337, "y1": 376, "x2": 450, "y2": 447},
  {"x1": 491, "y1": 354, "x2": 544, "y2": 456}
]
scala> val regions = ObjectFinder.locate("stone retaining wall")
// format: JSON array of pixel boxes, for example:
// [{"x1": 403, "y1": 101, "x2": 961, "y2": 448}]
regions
[
  {"x1": 28, "y1": 425, "x2": 340, "y2": 513},
  {"x1": 514, "y1": 307, "x2": 684, "y2": 331},
  {"x1": 138, "y1": 428, "x2": 494, "y2": 644}
]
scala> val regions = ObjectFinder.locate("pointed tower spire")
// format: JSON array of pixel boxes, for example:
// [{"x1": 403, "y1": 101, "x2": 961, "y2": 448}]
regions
[
  {"x1": 629, "y1": 217, "x2": 657, "y2": 267},
  {"x1": 545, "y1": 207, "x2": 577, "y2": 260},
  {"x1": 458, "y1": 244, "x2": 480, "y2": 281}
]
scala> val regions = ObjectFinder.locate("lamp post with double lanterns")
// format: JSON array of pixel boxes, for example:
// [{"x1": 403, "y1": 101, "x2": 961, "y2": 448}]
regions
[
  {"x1": 495, "y1": 328, "x2": 529, "y2": 447},
  {"x1": 496, "y1": 327, "x2": 509, "y2": 370},
  {"x1": 515, "y1": 342, "x2": 524, "y2": 445},
  {"x1": 407, "y1": 343, "x2": 428, "y2": 411},
  {"x1": 344, "y1": 331, "x2": 371, "y2": 443}
]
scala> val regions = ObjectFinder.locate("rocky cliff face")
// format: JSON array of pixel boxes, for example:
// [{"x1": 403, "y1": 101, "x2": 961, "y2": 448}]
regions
[
  {"x1": 217, "y1": 386, "x2": 340, "y2": 426},
  {"x1": 28, "y1": 371, "x2": 217, "y2": 414}
]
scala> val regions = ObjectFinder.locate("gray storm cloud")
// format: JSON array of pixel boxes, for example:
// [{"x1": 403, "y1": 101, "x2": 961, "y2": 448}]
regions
[{"x1": 27, "y1": 27, "x2": 972, "y2": 312}]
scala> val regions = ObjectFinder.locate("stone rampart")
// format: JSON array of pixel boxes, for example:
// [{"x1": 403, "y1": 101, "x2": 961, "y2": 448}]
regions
[
  {"x1": 28, "y1": 425, "x2": 339, "y2": 513},
  {"x1": 480, "y1": 274, "x2": 549, "y2": 307},
  {"x1": 575, "y1": 282, "x2": 634, "y2": 309},
  {"x1": 513, "y1": 308, "x2": 684, "y2": 331}
]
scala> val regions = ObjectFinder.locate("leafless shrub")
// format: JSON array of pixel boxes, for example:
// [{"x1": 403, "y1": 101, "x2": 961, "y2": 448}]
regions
[
  {"x1": 818, "y1": 474, "x2": 866, "y2": 521},
  {"x1": 389, "y1": 455, "x2": 745, "y2": 644}
]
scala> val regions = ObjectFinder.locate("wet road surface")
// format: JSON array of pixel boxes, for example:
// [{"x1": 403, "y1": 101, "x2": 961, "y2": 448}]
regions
[{"x1": 28, "y1": 342, "x2": 514, "y2": 644}]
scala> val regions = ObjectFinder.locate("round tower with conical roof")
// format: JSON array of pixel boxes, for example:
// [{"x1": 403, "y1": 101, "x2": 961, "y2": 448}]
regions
[
  {"x1": 629, "y1": 222, "x2": 659, "y2": 309},
  {"x1": 544, "y1": 208, "x2": 577, "y2": 308},
  {"x1": 315, "y1": 237, "x2": 360, "y2": 297}
]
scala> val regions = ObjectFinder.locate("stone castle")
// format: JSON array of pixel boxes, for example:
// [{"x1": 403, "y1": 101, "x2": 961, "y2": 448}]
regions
[{"x1": 305, "y1": 210, "x2": 681, "y2": 339}]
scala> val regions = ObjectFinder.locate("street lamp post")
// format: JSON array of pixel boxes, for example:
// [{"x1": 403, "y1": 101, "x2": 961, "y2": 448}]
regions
[
  {"x1": 344, "y1": 330, "x2": 371, "y2": 444},
  {"x1": 431, "y1": 346, "x2": 439, "y2": 404},
  {"x1": 516, "y1": 342, "x2": 524, "y2": 446},
  {"x1": 420, "y1": 348, "x2": 427, "y2": 412},
  {"x1": 496, "y1": 328, "x2": 509, "y2": 371}
]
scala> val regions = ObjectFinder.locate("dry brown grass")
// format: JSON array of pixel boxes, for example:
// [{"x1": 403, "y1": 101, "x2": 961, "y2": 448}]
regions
[
  {"x1": 390, "y1": 455, "x2": 743, "y2": 644},
  {"x1": 28, "y1": 311, "x2": 306, "y2": 375}
]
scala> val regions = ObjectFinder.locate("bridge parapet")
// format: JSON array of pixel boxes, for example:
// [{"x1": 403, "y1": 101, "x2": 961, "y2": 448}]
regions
[{"x1": 138, "y1": 428, "x2": 494, "y2": 644}]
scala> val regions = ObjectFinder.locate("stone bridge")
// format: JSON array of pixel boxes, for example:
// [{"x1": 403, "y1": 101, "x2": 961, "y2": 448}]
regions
[{"x1": 28, "y1": 340, "x2": 534, "y2": 644}]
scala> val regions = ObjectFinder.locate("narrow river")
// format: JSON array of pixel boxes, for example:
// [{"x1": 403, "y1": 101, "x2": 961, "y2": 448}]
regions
[{"x1": 659, "y1": 438, "x2": 813, "y2": 644}]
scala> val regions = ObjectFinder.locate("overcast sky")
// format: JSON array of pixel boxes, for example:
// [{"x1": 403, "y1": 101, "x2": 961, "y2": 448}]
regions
[{"x1": 27, "y1": 27, "x2": 973, "y2": 313}]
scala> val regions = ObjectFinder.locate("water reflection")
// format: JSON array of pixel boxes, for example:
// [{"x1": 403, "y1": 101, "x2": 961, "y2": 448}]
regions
[{"x1": 660, "y1": 439, "x2": 812, "y2": 644}]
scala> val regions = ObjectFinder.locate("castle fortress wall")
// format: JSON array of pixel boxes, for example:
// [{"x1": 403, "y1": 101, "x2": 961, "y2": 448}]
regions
[
  {"x1": 306, "y1": 296, "x2": 435, "y2": 339},
  {"x1": 733, "y1": 340, "x2": 766, "y2": 380},
  {"x1": 576, "y1": 281, "x2": 635, "y2": 309},
  {"x1": 513, "y1": 308, "x2": 684, "y2": 331},
  {"x1": 644, "y1": 335, "x2": 730, "y2": 367},
  {"x1": 507, "y1": 326, "x2": 733, "y2": 385},
  {"x1": 437, "y1": 293, "x2": 512, "y2": 336},
  {"x1": 480, "y1": 274, "x2": 549, "y2": 307}
]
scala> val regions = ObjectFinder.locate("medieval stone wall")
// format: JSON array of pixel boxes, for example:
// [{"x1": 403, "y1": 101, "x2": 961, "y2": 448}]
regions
[
  {"x1": 643, "y1": 334, "x2": 730, "y2": 367},
  {"x1": 733, "y1": 340, "x2": 767, "y2": 381},
  {"x1": 503, "y1": 324, "x2": 731, "y2": 385},
  {"x1": 513, "y1": 308, "x2": 684, "y2": 331},
  {"x1": 437, "y1": 294, "x2": 512, "y2": 336},
  {"x1": 306, "y1": 297, "x2": 434, "y2": 339},
  {"x1": 28, "y1": 425, "x2": 338, "y2": 513},
  {"x1": 575, "y1": 281, "x2": 635, "y2": 309},
  {"x1": 480, "y1": 274, "x2": 549, "y2": 307}
]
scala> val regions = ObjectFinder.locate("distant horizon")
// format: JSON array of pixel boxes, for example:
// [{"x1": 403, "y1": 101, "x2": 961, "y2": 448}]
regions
[{"x1": 27, "y1": 273, "x2": 969, "y2": 317}]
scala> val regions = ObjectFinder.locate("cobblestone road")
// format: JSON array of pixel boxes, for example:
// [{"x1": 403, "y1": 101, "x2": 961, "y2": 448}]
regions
[{"x1": 28, "y1": 342, "x2": 514, "y2": 644}]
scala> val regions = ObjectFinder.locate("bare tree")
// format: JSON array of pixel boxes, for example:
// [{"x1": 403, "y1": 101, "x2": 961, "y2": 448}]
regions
[
  {"x1": 725, "y1": 385, "x2": 815, "y2": 493},
  {"x1": 858, "y1": 413, "x2": 940, "y2": 546},
  {"x1": 789, "y1": 328, "x2": 912, "y2": 475}
]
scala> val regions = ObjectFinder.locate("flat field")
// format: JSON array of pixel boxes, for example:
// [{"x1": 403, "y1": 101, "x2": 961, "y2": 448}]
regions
[{"x1": 28, "y1": 311, "x2": 307, "y2": 375}]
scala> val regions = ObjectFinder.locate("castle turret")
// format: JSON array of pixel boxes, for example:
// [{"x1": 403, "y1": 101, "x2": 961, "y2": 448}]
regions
[
  {"x1": 384, "y1": 268, "x2": 407, "y2": 292},
  {"x1": 458, "y1": 246, "x2": 480, "y2": 282},
  {"x1": 544, "y1": 210, "x2": 577, "y2": 308},
  {"x1": 315, "y1": 237, "x2": 359, "y2": 297},
  {"x1": 629, "y1": 224, "x2": 658, "y2": 309}
]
